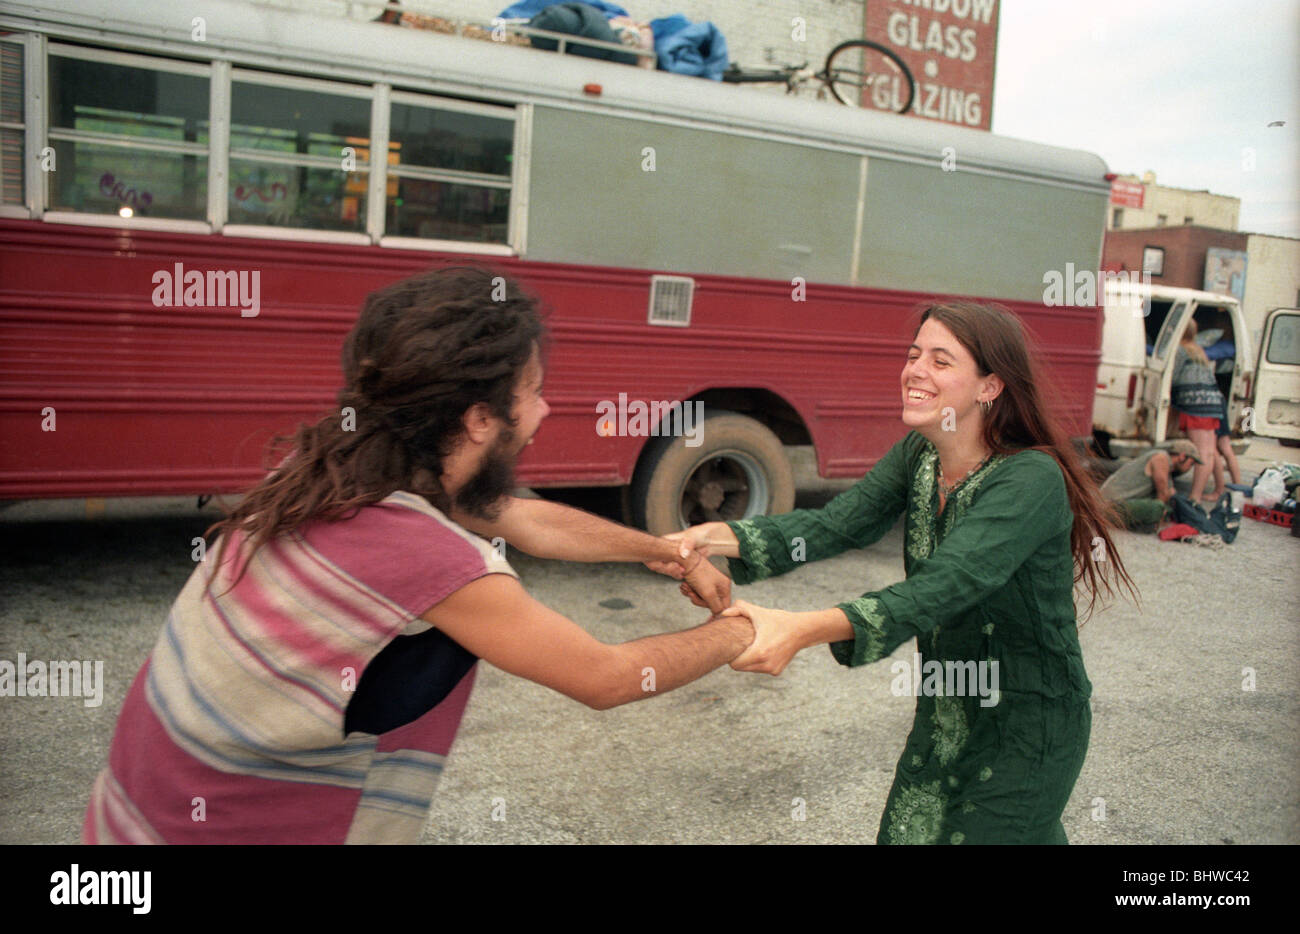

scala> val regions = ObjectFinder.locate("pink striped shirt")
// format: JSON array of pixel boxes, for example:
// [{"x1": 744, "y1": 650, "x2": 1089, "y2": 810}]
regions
[{"x1": 84, "y1": 491, "x2": 516, "y2": 844}]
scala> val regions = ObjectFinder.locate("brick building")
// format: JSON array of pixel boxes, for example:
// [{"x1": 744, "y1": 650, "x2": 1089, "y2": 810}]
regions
[
  {"x1": 1106, "y1": 172, "x2": 1240, "y2": 232},
  {"x1": 1103, "y1": 226, "x2": 1299, "y2": 355},
  {"x1": 1102, "y1": 226, "x2": 1248, "y2": 290}
]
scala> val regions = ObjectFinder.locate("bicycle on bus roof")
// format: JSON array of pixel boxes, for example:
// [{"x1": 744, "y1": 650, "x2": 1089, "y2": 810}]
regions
[{"x1": 722, "y1": 39, "x2": 916, "y2": 114}]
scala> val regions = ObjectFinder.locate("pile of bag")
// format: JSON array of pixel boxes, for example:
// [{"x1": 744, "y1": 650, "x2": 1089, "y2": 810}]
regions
[
  {"x1": 500, "y1": 1, "x2": 729, "y2": 78},
  {"x1": 1251, "y1": 464, "x2": 1300, "y2": 510},
  {"x1": 1162, "y1": 490, "x2": 1242, "y2": 545},
  {"x1": 1161, "y1": 462, "x2": 1300, "y2": 546}
]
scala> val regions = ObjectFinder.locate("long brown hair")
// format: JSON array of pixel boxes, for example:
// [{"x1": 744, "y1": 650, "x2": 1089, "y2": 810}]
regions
[
  {"x1": 205, "y1": 265, "x2": 545, "y2": 592},
  {"x1": 914, "y1": 301, "x2": 1139, "y2": 621}
]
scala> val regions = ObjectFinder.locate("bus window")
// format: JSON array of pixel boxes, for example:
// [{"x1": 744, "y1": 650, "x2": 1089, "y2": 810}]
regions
[
  {"x1": 1, "y1": 41, "x2": 24, "y2": 207},
  {"x1": 229, "y1": 77, "x2": 371, "y2": 232},
  {"x1": 386, "y1": 97, "x2": 513, "y2": 243},
  {"x1": 47, "y1": 52, "x2": 209, "y2": 220}
]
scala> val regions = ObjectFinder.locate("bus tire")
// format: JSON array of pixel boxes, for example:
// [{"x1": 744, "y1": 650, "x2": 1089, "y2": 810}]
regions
[{"x1": 629, "y1": 411, "x2": 795, "y2": 537}]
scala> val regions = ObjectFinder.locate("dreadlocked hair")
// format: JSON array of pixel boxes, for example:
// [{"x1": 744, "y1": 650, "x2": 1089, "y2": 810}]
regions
[{"x1": 204, "y1": 265, "x2": 545, "y2": 594}]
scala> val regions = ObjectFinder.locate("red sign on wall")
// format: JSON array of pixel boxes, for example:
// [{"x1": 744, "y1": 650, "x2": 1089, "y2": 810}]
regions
[
  {"x1": 864, "y1": 0, "x2": 1000, "y2": 130},
  {"x1": 1109, "y1": 180, "x2": 1146, "y2": 208}
]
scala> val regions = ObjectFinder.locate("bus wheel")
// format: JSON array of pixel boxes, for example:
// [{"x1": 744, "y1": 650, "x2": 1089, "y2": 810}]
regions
[{"x1": 630, "y1": 411, "x2": 795, "y2": 537}]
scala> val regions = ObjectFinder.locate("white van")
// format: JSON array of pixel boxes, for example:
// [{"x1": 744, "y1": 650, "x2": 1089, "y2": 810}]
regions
[
  {"x1": 1252, "y1": 307, "x2": 1300, "y2": 445},
  {"x1": 1092, "y1": 283, "x2": 1254, "y2": 459}
]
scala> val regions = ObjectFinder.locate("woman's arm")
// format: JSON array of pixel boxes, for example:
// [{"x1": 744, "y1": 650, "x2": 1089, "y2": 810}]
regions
[
  {"x1": 722, "y1": 451, "x2": 1074, "y2": 673},
  {"x1": 720, "y1": 603, "x2": 852, "y2": 675},
  {"x1": 717, "y1": 434, "x2": 916, "y2": 586},
  {"x1": 666, "y1": 521, "x2": 741, "y2": 558},
  {"x1": 650, "y1": 437, "x2": 916, "y2": 604}
]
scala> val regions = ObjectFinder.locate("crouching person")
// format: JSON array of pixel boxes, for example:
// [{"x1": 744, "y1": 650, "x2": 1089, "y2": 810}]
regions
[{"x1": 1098, "y1": 440, "x2": 1202, "y2": 532}]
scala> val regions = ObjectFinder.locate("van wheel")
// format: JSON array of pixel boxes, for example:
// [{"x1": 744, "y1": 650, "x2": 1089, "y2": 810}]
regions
[{"x1": 630, "y1": 411, "x2": 795, "y2": 537}]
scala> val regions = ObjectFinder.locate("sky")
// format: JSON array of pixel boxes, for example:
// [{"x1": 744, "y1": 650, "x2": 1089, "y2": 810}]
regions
[{"x1": 991, "y1": 0, "x2": 1300, "y2": 237}]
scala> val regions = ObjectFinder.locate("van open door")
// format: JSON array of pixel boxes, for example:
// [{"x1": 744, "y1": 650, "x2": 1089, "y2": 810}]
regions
[
  {"x1": 1139, "y1": 299, "x2": 1191, "y2": 444},
  {"x1": 1253, "y1": 308, "x2": 1300, "y2": 444}
]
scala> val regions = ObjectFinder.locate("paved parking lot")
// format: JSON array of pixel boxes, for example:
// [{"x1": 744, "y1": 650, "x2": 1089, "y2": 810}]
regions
[{"x1": 1, "y1": 442, "x2": 1297, "y2": 844}]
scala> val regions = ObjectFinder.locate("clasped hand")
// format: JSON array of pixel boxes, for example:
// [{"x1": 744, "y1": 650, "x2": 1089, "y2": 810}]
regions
[
  {"x1": 644, "y1": 530, "x2": 801, "y2": 675},
  {"x1": 643, "y1": 529, "x2": 732, "y2": 615}
]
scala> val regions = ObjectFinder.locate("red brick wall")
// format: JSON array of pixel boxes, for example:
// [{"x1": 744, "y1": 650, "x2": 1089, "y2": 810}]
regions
[{"x1": 1102, "y1": 227, "x2": 1249, "y2": 289}]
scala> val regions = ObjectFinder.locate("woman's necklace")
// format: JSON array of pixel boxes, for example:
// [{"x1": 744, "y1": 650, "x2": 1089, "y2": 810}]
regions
[{"x1": 938, "y1": 451, "x2": 993, "y2": 499}]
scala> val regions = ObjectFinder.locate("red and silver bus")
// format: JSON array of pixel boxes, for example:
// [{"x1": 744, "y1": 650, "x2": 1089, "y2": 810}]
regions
[{"x1": 0, "y1": 0, "x2": 1111, "y2": 533}]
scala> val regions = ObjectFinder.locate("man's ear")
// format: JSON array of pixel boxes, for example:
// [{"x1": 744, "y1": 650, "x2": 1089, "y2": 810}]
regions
[{"x1": 462, "y1": 402, "x2": 496, "y2": 445}]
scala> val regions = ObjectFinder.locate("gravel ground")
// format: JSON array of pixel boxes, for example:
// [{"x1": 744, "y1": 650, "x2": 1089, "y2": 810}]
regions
[{"x1": 1, "y1": 442, "x2": 1296, "y2": 845}]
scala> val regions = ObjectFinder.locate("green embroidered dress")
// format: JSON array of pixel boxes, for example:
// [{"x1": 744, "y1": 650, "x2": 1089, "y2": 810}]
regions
[{"x1": 727, "y1": 431, "x2": 1091, "y2": 845}]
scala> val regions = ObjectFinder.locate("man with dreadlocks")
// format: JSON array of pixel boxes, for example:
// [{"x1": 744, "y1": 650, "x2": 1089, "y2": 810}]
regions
[{"x1": 84, "y1": 266, "x2": 747, "y2": 844}]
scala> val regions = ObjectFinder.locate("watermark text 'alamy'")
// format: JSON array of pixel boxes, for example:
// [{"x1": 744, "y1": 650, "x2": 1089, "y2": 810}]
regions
[{"x1": 152, "y1": 263, "x2": 260, "y2": 317}]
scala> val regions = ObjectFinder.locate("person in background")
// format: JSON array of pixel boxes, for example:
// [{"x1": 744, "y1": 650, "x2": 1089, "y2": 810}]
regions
[
  {"x1": 1169, "y1": 319, "x2": 1226, "y2": 503},
  {"x1": 1198, "y1": 311, "x2": 1245, "y2": 499},
  {"x1": 1098, "y1": 440, "x2": 1202, "y2": 532},
  {"x1": 1210, "y1": 401, "x2": 1243, "y2": 497}
]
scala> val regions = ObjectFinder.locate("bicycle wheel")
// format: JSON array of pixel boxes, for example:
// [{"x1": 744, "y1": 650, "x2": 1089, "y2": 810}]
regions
[{"x1": 823, "y1": 39, "x2": 915, "y2": 113}]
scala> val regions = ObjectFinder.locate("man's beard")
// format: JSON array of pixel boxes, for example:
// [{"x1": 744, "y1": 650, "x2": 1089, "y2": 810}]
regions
[{"x1": 453, "y1": 428, "x2": 519, "y2": 520}]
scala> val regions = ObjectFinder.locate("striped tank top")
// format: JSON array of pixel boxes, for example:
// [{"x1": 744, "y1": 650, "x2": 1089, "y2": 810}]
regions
[{"x1": 83, "y1": 491, "x2": 515, "y2": 844}]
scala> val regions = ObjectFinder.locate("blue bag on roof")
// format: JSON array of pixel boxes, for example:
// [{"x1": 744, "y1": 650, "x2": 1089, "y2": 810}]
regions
[
  {"x1": 499, "y1": 0, "x2": 628, "y2": 19},
  {"x1": 526, "y1": 2, "x2": 638, "y2": 63},
  {"x1": 650, "y1": 15, "x2": 728, "y2": 79}
]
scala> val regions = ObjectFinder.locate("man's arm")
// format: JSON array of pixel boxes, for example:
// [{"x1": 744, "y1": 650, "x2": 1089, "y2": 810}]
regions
[
  {"x1": 1148, "y1": 453, "x2": 1175, "y2": 502},
  {"x1": 454, "y1": 496, "x2": 731, "y2": 612},
  {"x1": 454, "y1": 495, "x2": 678, "y2": 563},
  {"x1": 421, "y1": 573, "x2": 753, "y2": 710}
]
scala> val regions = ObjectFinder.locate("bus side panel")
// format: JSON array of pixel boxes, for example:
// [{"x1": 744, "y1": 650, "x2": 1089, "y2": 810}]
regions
[
  {"x1": 497, "y1": 272, "x2": 1102, "y2": 482},
  {"x1": 523, "y1": 106, "x2": 863, "y2": 286},
  {"x1": 0, "y1": 220, "x2": 1100, "y2": 499},
  {"x1": 0, "y1": 222, "x2": 360, "y2": 498},
  {"x1": 531, "y1": 277, "x2": 904, "y2": 483},
  {"x1": 858, "y1": 159, "x2": 1109, "y2": 303}
]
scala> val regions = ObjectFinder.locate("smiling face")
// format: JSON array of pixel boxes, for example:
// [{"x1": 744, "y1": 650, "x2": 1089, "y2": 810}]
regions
[{"x1": 901, "y1": 318, "x2": 998, "y2": 434}]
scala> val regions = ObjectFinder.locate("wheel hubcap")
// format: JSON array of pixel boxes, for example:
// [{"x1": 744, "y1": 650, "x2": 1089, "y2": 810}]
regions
[{"x1": 679, "y1": 452, "x2": 770, "y2": 526}]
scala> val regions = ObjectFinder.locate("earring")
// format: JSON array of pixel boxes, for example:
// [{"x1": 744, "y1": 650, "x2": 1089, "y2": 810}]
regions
[{"x1": 980, "y1": 399, "x2": 992, "y2": 413}]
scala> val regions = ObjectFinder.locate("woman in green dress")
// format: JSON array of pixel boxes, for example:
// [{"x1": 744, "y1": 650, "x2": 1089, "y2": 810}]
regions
[{"x1": 667, "y1": 301, "x2": 1138, "y2": 844}]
